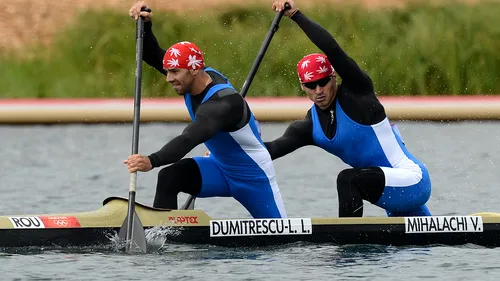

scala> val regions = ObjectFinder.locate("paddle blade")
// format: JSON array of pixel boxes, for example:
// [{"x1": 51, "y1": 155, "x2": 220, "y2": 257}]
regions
[{"x1": 118, "y1": 211, "x2": 147, "y2": 253}]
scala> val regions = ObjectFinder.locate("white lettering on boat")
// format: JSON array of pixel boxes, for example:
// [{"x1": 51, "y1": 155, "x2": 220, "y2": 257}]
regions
[
  {"x1": 209, "y1": 218, "x2": 312, "y2": 237},
  {"x1": 8, "y1": 216, "x2": 45, "y2": 229},
  {"x1": 404, "y1": 216, "x2": 483, "y2": 233}
]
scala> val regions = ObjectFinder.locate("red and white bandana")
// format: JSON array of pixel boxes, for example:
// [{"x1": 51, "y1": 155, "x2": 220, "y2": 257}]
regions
[
  {"x1": 296, "y1": 53, "x2": 334, "y2": 83},
  {"x1": 162, "y1": 41, "x2": 205, "y2": 70}
]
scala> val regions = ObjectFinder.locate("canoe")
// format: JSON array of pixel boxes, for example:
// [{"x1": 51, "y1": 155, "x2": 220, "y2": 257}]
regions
[{"x1": 1, "y1": 197, "x2": 499, "y2": 248}]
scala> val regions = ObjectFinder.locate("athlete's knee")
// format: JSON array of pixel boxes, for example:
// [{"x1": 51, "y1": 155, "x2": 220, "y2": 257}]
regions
[
  {"x1": 337, "y1": 167, "x2": 385, "y2": 204},
  {"x1": 156, "y1": 166, "x2": 181, "y2": 196},
  {"x1": 336, "y1": 168, "x2": 373, "y2": 192},
  {"x1": 336, "y1": 169, "x2": 364, "y2": 217},
  {"x1": 156, "y1": 158, "x2": 201, "y2": 196},
  {"x1": 336, "y1": 169, "x2": 356, "y2": 191},
  {"x1": 336, "y1": 169, "x2": 362, "y2": 204}
]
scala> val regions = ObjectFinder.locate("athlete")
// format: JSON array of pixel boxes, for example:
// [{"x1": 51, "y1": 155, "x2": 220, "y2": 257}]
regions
[
  {"x1": 124, "y1": 2, "x2": 287, "y2": 219},
  {"x1": 268, "y1": 0, "x2": 432, "y2": 217}
]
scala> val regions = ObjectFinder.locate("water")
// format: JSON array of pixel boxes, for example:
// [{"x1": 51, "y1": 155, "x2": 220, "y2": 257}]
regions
[{"x1": 1, "y1": 121, "x2": 500, "y2": 280}]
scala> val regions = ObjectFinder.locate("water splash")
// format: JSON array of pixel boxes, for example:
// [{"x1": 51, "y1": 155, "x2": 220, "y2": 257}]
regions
[
  {"x1": 145, "y1": 225, "x2": 183, "y2": 251},
  {"x1": 105, "y1": 226, "x2": 183, "y2": 253}
]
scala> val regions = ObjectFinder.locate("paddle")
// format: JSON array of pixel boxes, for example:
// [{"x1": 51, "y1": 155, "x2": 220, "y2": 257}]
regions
[
  {"x1": 180, "y1": 3, "x2": 291, "y2": 211},
  {"x1": 118, "y1": 7, "x2": 151, "y2": 254}
]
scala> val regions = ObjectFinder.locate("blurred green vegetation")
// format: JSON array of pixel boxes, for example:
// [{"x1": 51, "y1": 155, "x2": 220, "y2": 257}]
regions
[{"x1": 1, "y1": 2, "x2": 500, "y2": 98}]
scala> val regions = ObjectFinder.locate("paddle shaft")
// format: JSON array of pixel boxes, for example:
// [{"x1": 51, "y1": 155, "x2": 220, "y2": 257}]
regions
[
  {"x1": 240, "y1": 3, "x2": 290, "y2": 98},
  {"x1": 181, "y1": 3, "x2": 291, "y2": 210},
  {"x1": 125, "y1": 13, "x2": 146, "y2": 252}
]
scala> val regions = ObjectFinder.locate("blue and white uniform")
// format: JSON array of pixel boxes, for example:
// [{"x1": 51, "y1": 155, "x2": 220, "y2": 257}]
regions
[
  {"x1": 140, "y1": 21, "x2": 286, "y2": 218},
  {"x1": 311, "y1": 101, "x2": 431, "y2": 216},
  {"x1": 263, "y1": 9, "x2": 432, "y2": 217},
  {"x1": 183, "y1": 68, "x2": 287, "y2": 219}
]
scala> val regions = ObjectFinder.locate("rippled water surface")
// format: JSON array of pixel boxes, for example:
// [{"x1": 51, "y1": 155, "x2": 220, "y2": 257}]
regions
[{"x1": 1, "y1": 121, "x2": 500, "y2": 280}]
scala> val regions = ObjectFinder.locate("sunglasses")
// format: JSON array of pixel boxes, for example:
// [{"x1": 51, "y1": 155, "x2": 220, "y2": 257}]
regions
[{"x1": 302, "y1": 76, "x2": 331, "y2": 90}]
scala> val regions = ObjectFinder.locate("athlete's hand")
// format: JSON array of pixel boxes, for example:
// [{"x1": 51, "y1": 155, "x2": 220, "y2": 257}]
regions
[
  {"x1": 123, "y1": 154, "x2": 153, "y2": 173},
  {"x1": 272, "y1": 0, "x2": 296, "y2": 17},
  {"x1": 129, "y1": 1, "x2": 153, "y2": 22},
  {"x1": 204, "y1": 150, "x2": 210, "y2": 156}
]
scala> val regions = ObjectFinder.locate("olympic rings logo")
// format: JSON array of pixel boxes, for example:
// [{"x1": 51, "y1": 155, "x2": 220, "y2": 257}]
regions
[{"x1": 53, "y1": 220, "x2": 68, "y2": 226}]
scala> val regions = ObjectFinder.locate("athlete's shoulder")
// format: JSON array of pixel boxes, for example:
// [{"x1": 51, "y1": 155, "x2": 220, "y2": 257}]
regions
[
  {"x1": 289, "y1": 107, "x2": 313, "y2": 130},
  {"x1": 202, "y1": 67, "x2": 237, "y2": 96},
  {"x1": 339, "y1": 81, "x2": 376, "y2": 97},
  {"x1": 202, "y1": 86, "x2": 242, "y2": 109},
  {"x1": 210, "y1": 87, "x2": 240, "y2": 100}
]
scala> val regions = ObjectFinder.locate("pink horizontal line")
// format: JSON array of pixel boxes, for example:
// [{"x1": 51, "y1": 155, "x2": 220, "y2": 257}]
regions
[{"x1": 0, "y1": 96, "x2": 499, "y2": 106}]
